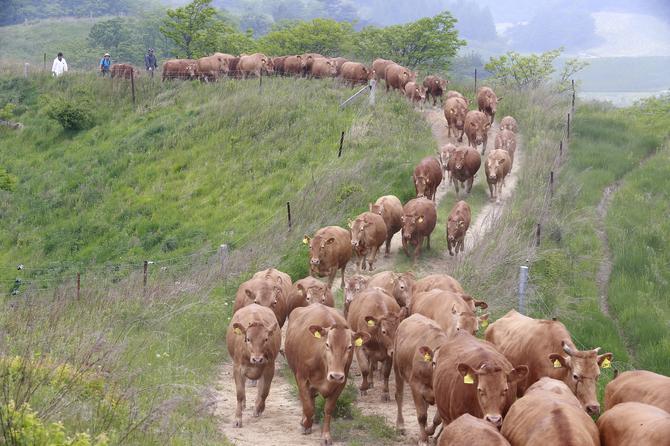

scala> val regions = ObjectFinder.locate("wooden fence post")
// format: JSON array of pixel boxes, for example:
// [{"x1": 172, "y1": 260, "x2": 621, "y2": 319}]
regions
[
  {"x1": 286, "y1": 202, "x2": 292, "y2": 231},
  {"x1": 338, "y1": 131, "x2": 345, "y2": 158},
  {"x1": 219, "y1": 244, "x2": 228, "y2": 275},
  {"x1": 567, "y1": 113, "x2": 571, "y2": 140},
  {"x1": 76, "y1": 272, "x2": 80, "y2": 299},
  {"x1": 130, "y1": 69, "x2": 136, "y2": 105},
  {"x1": 369, "y1": 79, "x2": 376, "y2": 106},
  {"x1": 143, "y1": 260, "x2": 148, "y2": 290},
  {"x1": 550, "y1": 171, "x2": 554, "y2": 197},
  {"x1": 536, "y1": 223, "x2": 541, "y2": 247},
  {"x1": 24, "y1": 63, "x2": 29, "y2": 78},
  {"x1": 43, "y1": 53, "x2": 46, "y2": 72},
  {"x1": 571, "y1": 79, "x2": 576, "y2": 113},
  {"x1": 559, "y1": 140, "x2": 563, "y2": 158}
]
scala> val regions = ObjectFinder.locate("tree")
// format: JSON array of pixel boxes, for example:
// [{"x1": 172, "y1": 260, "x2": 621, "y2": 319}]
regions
[
  {"x1": 160, "y1": 0, "x2": 219, "y2": 59},
  {"x1": 257, "y1": 19, "x2": 355, "y2": 56},
  {"x1": 88, "y1": 18, "x2": 130, "y2": 56}
]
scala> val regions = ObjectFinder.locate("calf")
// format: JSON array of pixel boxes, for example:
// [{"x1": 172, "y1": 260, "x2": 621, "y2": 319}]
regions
[
  {"x1": 394, "y1": 314, "x2": 449, "y2": 445},
  {"x1": 285, "y1": 304, "x2": 370, "y2": 445},
  {"x1": 413, "y1": 156, "x2": 443, "y2": 202},
  {"x1": 444, "y1": 96, "x2": 468, "y2": 141},
  {"x1": 110, "y1": 63, "x2": 138, "y2": 79},
  {"x1": 411, "y1": 289, "x2": 488, "y2": 335},
  {"x1": 226, "y1": 304, "x2": 281, "y2": 427},
  {"x1": 304, "y1": 225, "x2": 352, "y2": 288},
  {"x1": 401, "y1": 198, "x2": 438, "y2": 262},
  {"x1": 485, "y1": 309, "x2": 613, "y2": 415},
  {"x1": 477, "y1": 86, "x2": 501, "y2": 125},
  {"x1": 347, "y1": 288, "x2": 406, "y2": 400},
  {"x1": 343, "y1": 274, "x2": 370, "y2": 318},
  {"x1": 349, "y1": 211, "x2": 387, "y2": 272},
  {"x1": 502, "y1": 378, "x2": 600, "y2": 446},
  {"x1": 433, "y1": 331, "x2": 528, "y2": 427},
  {"x1": 369, "y1": 195, "x2": 403, "y2": 256},
  {"x1": 233, "y1": 275, "x2": 288, "y2": 327},
  {"x1": 447, "y1": 200, "x2": 471, "y2": 256},
  {"x1": 439, "y1": 414, "x2": 510, "y2": 446},
  {"x1": 367, "y1": 270, "x2": 415, "y2": 309},
  {"x1": 494, "y1": 129, "x2": 517, "y2": 164},
  {"x1": 604, "y1": 370, "x2": 670, "y2": 412},
  {"x1": 404, "y1": 81, "x2": 426, "y2": 104},
  {"x1": 500, "y1": 115, "x2": 518, "y2": 133},
  {"x1": 597, "y1": 402, "x2": 670, "y2": 446},
  {"x1": 485, "y1": 149, "x2": 512, "y2": 203},
  {"x1": 286, "y1": 276, "x2": 334, "y2": 316},
  {"x1": 162, "y1": 59, "x2": 196, "y2": 81},
  {"x1": 438, "y1": 143, "x2": 457, "y2": 181},
  {"x1": 423, "y1": 75, "x2": 448, "y2": 106},
  {"x1": 447, "y1": 146, "x2": 481, "y2": 195},
  {"x1": 464, "y1": 110, "x2": 491, "y2": 154}
]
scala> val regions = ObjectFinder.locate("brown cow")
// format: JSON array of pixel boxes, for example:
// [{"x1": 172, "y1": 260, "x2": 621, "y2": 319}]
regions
[
  {"x1": 162, "y1": 59, "x2": 196, "y2": 81},
  {"x1": 311, "y1": 58, "x2": 337, "y2": 78},
  {"x1": 385, "y1": 63, "x2": 414, "y2": 92},
  {"x1": 500, "y1": 115, "x2": 518, "y2": 133},
  {"x1": 233, "y1": 275, "x2": 288, "y2": 327},
  {"x1": 444, "y1": 96, "x2": 468, "y2": 141},
  {"x1": 394, "y1": 314, "x2": 449, "y2": 444},
  {"x1": 252, "y1": 267, "x2": 292, "y2": 302},
  {"x1": 411, "y1": 289, "x2": 488, "y2": 335},
  {"x1": 446, "y1": 90, "x2": 469, "y2": 105},
  {"x1": 477, "y1": 86, "x2": 501, "y2": 125},
  {"x1": 343, "y1": 274, "x2": 370, "y2": 318},
  {"x1": 238, "y1": 53, "x2": 274, "y2": 78},
  {"x1": 464, "y1": 110, "x2": 491, "y2": 154},
  {"x1": 438, "y1": 143, "x2": 457, "y2": 182},
  {"x1": 196, "y1": 54, "x2": 229, "y2": 82},
  {"x1": 340, "y1": 61, "x2": 372, "y2": 87},
  {"x1": 597, "y1": 402, "x2": 670, "y2": 446},
  {"x1": 331, "y1": 57, "x2": 348, "y2": 76},
  {"x1": 423, "y1": 75, "x2": 448, "y2": 106},
  {"x1": 404, "y1": 81, "x2": 426, "y2": 104},
  {"x1": 401, "y1": 198, "x2": 437, "y2": 261},
  {"x1": 502, "y1": 378, "x2": 600, "y2": 446},
  {"x1": 301, "y1": 53, "x2": 323, "y2": 77},
  {"x1": 347, "y1": 287, "x2": 405, "y2": 399},
  {"x1": 271, "y1": 55, "x2": 287, "y2": 75},
  {"x1": 604, "y1": 370, "x2": 670, "y2": 412},
  {"x1": 447, "y1": 200, "x2": 471, "y2": 256},
  {"x1": 433, "y1": 331, "x2": 528, "y2": 427},
  {"x1": 110, "y1": 63, "x2": 138, "y2": 79},
  {"x1": 485, "y1": 149, "x2": 512, "y2": 203},
  {"x1": 485, "y1": 310, "x2": 613, "y2": 415},
  {"x1": 369, "y1": 195, "x2": 403, "y2": 256},
  {"x1": 283, "y1": 55, "x2": 305, "y2": 77},
  {"x1": 226, "y1": 57, "x2": 241, "y2": 79},
  {"x1": 367, "y1": 270, "x2": 415, "y2": 309},
  {"x1": 226, "y1": 303, "x2": 281, "y2": 427},
  {"x1": 413, "y1": 156, "x2": 443, "y2": 201},
  {"x1": 349, "y1": 211, "x2": 387, "y2": 272},
  {"x1": 304, "y1": 226, "x2": 352, "y2": 288},
  {"x1": 372, "y1": 58, "x2": 395, "y2": 82},
  {"x1": 439, "y1": 413, "x2": 511, "y2": 446},
  {"x1": 448, "y1": 146, "x2": 481, "y2": 195},
  {"x1": 494, "y1": 129, "x2": 517, "y2": 164},
  {"x1": 285, "y1": 304, "x2": 370, "y2": 445},
  {"x1": 413, "y1": 273, "x2": 464, "y2": 294},
  {"x1": 286, "y1": 276, "x2": 334, "y2": 316}
]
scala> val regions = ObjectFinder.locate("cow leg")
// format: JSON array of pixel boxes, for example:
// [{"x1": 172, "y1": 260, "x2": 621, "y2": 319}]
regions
[
  {"x1": 297, "y1": 378, "x2": 315, "y2": 434},
  {"x1": 340, "y1": 265, "x2": 346, "y2": 289},
  {"x1": 426, "y1": 411, "x2": 442, "y2": 436},
  {"x1": 448, "y1": 238, "x2": 453, "y2": 256},
  {"x1": 233, "y1": 364, "x2": 247, "y2": 427},
  {"x1": 368, "y1": 245, "x2": 379, "y2": 271},
  {"x1": 394, "y1": 364, "x2": 405, "y2": 434},
  {"x1": 488, "y1": 182, "x2": 494, "y2": 201},
  {"x1": 409, "y1": 382, "x2": 430, "y2": 446},
  {"x1": 482, "y1": 137, "x2": 488, "y2": 155},
  {"x1": 327, "y1": 268, "x2": 337, "y2": 289},
  {"x1": 360, "y1": 253, "x2": 367, "y2": 271},
  {"x1": 385, "y1": 234, "x2": 392, "y2": 257},
  {"x1": 356, "y1": 348, "x2": 372, "y2": 394},
  {"x1": 381, "y1": 357, "x2": 392, "y2": 402},
  {"x1": 452, "y1": 176, "x2": 460, "y2": 196},
  {"x1": 496, "y1": 182, "x2": 502, "y2": 204},
  {"x1": 253, "y1": 362, "x2": 274, "y2": 418},
  {"x1": 321, "y1": 393, "x2": 338, "y2": 445},
  {"x1": 402, "y1": 238, "x2": 410, "y2": 258},
  {"x1": 458, "y1": 129, "x2": 464, "y2": 143},
  {"x1": 414, "y1": 237, "x2": 423, "y2": 262},
  {"x1": 426, "y1": 233, "x2": 431, "y2": 250},
  {"x1": 466, "y1": 177, "x2": 475, "y2": 194}
]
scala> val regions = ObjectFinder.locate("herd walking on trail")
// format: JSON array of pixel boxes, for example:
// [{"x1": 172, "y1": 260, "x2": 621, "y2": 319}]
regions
[{"x1": 219, "y1": 53, "x2": 670, "y2": 446}]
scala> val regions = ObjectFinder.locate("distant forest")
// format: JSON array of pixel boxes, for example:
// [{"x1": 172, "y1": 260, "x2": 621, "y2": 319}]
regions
[{"x1": 0, "y1": 0, "x2": 157, "y2": 26}]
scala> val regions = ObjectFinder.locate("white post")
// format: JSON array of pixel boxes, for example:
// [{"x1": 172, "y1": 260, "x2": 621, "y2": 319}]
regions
[
  {"x1": 518, "y1": 265, "x2": 529, "y2": 314},
  {"x1": 219, "y1": 244, "x2": 229, "y2": 275},
  {"x1": 24, "y1": 63, "x2": 29, "y2": 78},
  {"x1": 369, "y1": 79, "x2": 376, "y2": 106}
]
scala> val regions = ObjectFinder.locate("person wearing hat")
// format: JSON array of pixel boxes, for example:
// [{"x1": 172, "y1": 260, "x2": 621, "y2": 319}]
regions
[
  {"x1": 144, "y1": 48, "x2": 158, "y2": 78},
  {"x1": 99, "y1": 53, "x2": 111, "y2": 76}
]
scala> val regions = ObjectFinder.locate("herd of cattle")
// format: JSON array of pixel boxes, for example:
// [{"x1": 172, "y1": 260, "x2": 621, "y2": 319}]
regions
[{"x1": 209, "y1": 53, "x2": 670, "y2": 445}]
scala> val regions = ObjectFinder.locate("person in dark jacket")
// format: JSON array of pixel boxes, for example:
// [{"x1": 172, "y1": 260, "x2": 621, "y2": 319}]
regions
[{"x1": 144, "y1": 48, "x2": 158, "y2": 77}]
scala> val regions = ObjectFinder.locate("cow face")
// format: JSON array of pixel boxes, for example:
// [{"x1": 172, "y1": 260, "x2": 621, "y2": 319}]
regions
[
  {"x1": 305, "y1": 234, "x2": 336, "y2": 267},
  {"x1": 309, "y1": 325, "x2": 370, "y2": 383},
  {"x1": 401, "y1": 214, "x2": 424, "y2": 240},
  {"x1": 415, "y1": 85, "x2": 427, "y2": 102},
  {"x1": 233, "y1": 320, "x2": 277, "y2": 365},
  {"x1": 244, "y1": 282, "x2": 282, "y2": 309},
  {"x1": 416, "y1": 345, "x2": 439, "y2": 403},
  {"x1": 369, "y1": 203, "x2": 384, "y2": 216},
  {"x1": 470, "y1": 119, "x2": 490, "y2": 145},
  {"x1": 486, "y1": 157, "x2": 505, "y2": 181},
  {"x1": 349, "y1": 218, "x2": 369, "y2": 249},
  {"x1": 447, "y1": 217, "x2": 467, "y2": 243},
  {"x1": 549, "y1": 342, "x2": 613, "y2": 416},
  {"x1": 458, "y1": 363, "x2": 529, "y2": 427},
  {"x1": 326, "y1": 60, "x2": 337, "y2": 77},
  {"x1": 414, "y1": 175, "x2": 431, "y2": 198},
  {"x1": 392, "y1": 273, "x2": 414, "y2": 308},
  {"x1": 451, "y1": 150, "x2": 467, "y2": 172},
  {"x1": 344, "y1": 275, "x2": 369, "y2": 314},
  {"x1": 439, "y1": 145, "x2": 456, "y2": 171},
  {"x1": 297, "y1": 282, "x2": 329, "y2": 306},
  {"x1": 364, "y1": 307, "x2": 407, "y2": 357}
]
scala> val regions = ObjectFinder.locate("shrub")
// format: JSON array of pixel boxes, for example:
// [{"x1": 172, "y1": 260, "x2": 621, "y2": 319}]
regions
[
  {"x1": 42, "y1": 95, "x2": 95, "y2": 130},
  {"x1": 0, "y1": 167, "x2": 16, "y2": 192}
]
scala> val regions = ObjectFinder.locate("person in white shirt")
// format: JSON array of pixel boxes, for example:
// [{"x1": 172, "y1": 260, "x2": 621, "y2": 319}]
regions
[{"x1": 51, "y1": 52, "x2": 68, "y2": 77}]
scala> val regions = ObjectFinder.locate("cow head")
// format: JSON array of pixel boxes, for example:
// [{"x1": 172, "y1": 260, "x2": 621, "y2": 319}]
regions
[
  {"x1": 439, "y1": 144, "x2": 456, "y2": 171},
  {"x1": 344, "y1": 275, "x2": 369, "y2": 316},
  {"x1": 486, "y1": 155, "x2": 506, "y2": 181},
  {"x1": 391, "y1": 272, "x2": 415, "y2": 308},
  {"x1": 449, "y1": 304, "x2": 489, "y2": 335},
  {"x1": 457, "y1": 362, "x2": 528, "y2": 427},
  {"x1": 297, "y1": 280, "x2": 330, "y2": 306},
  {"x1": 414, "y1": 174, "x2": 431, "y2": 198},
  {"x1": 414, "y1": 85, "x2": 427, "y2": 102},
  {"x1": 548, "y1": 342, "x2": 613, "y2": 416},
  {"x1": 401, "y1": 214, "x2": 424, "y2": 240},
  {"x1": 470, "y1": 116, "x2": 490, "y2": 146},
  {"x1": 244, "y1": 279, "x2": 283, "y2": 309},
  {"x1": 304, "y1": 234, "x2": 336, "y2": 268},
  {"x1": 364, "y1": 307, "x2": 408, "y2": 357},
  {"x1": 451, "y1": 149, "x2": 467, "y2": 172},
  {"x1": 232, "y1": 319, "x2": 278, "y2": 365},
  {"x1": 326, "y1": 59, "x2": 337, "y2": 77},
  {"x1": 439, "y1": 78, "x2": 448, "y2": 89},
  {"x1": 349, "y1": 217, "x2": 370, "y2": 250},
  {"x1": 447, "y1": 215, "x2": 468, "y2": 243},
  {"x1": 369, "y1": 203, "x2": 384, "y2": 216},
  {"x1": 416, "y1": 345, "x2": 440, "y2": 403},
  {"x1": 309, "y1": 324, "x2": 370, "y2": 383},
  {"x1": 263, "y1": 57, "x2": 275, "y2": 75}
]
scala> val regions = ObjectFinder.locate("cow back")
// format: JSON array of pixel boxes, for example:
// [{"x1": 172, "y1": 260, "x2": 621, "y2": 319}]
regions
[{"x1": 439, "y1": 413, "x2": 510, "y2": 446}]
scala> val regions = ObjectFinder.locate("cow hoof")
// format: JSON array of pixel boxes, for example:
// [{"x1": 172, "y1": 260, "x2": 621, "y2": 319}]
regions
[
  {"x1": 253, "y1": 408, "x2": 264, "y2": 417},
  {"x1": 301, "y1": 426, "x2": 312, "y2": 435},
  {"x1": 321, "y1": 438, "x2": 333, "y2": 446},
  {"x1": 359, "y1": 389, "x2": 368, "y2": 396},
  {"x1": 234, "y1": 419, "x2": 243, "y2": 428},
  {"x1": 381, "y1": 392, "x2": 390, "y2": 402},
  {"x1": 396, "y1": 427, "x2": 406, "y2": 435}
]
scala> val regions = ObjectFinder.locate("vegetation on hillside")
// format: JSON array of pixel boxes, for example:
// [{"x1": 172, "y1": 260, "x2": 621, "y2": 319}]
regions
[{"x1": 0, "y1": 0, "x2": 155, "y2": 26}]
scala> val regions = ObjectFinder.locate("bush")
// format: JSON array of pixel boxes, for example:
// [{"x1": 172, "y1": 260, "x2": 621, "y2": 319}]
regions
[
  {"x1": 0, "y1": 167, "x2": 16, "y2": 192},
  {"x1": 43, "y1": 95, "x2": 95, "y2": 130}
]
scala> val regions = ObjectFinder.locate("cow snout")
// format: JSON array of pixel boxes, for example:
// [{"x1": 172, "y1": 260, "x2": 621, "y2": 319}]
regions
[
  {"x1": 250, "y1": 355, "x2": 266, "y2": 364},
  {"x1": 310, "y1": 257, "x2": 320, "y2": 265},
  {"x1": 485, "y1": 414, "x2": 502, "y2": 428},
  {"x1": 403, "y1": 232, "x2": 412, "y2": 239},
  {"x1": 448, "y1": 235, "x2": 455, "y2": 242},
  {"x1": 351, "y1": 240, "x2": 359, "y2": 248},
  {"x1": 327, "y1": 372, "x2": 345, "y2": 383},
  {"x1": 585, "y1": 404, "x2": 600, "y2": 416}
]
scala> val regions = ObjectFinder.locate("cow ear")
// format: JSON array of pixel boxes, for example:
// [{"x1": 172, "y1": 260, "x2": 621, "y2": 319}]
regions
[
  {"x1": 309, "y1": 325, "x2": 326, "y2": 339},
  {"x1": 597, "y1": 353, "x2": 613, "y2": 368},
  {"x1": 232, "y1": 322, "x2": 246, "y2": 336},
  {"x1": 325, "y1": 237, "x2": 336, "y2": 245},
  {"x1": 457, "y1": 363, "x2": 476, "y2": 382},
  {"x1": 549, "y1": 353, "x2": 569, "y2": 369},
  {"x1": 245, "y1": 289, "x2": 255, "y2": 300},
  {"x1": 508, "y1": 365, "x2": 528, "y2": 383},
  {"x1": 478, "y1": 313, "x2": 490, "y2": 329},
  {"x1": 364, "y1": 316, "x2": 377, "y2": 327},
  {"x1": 352, "y1": 331, "x2": 371, "y2": 347},
  {"x1": 451, "y1": 304, "x2": 458, "y2": 315},
  {"x1": 474, "y1": 300, "x2": 488, "y2": 310},
  {"x1": 348, "y1": 219, "x2": 353, "y2": 229},
  {"x1": 418, "y1": 346, "x2": 434, "y2": 362},
  {"x1": 296, "y1": 283, "x2": 305, "y2": 295},
  {"x1": 498, "y1": 96, "x2": 503, "y2": 101}
]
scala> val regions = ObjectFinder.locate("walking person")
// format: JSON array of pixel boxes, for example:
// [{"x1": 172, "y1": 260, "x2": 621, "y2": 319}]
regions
[
  {"x1": 144, "y1": 48, "x2": 158, "y2": 78},
  {"x1": 99, "y1": 53, "x2": 111, "y2": 76},
  {"x1": 51, "y1": 52, "x2": 68, "y2": 77}
]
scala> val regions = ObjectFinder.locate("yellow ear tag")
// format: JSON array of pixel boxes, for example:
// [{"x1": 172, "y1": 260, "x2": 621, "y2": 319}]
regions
[
  {"x1": 313, "y1": 331, "x2": 321, "y2": 339},
  {"x1": 367, "y1": 319, "x2": 375, "y2": 327},
  {"x1": 302, "y1": 236, "x2": 309, "y2": 245},
  {"x1": 233, "y1": 327, "x2": 242, "y2": 335},
  {"x1": 481, "y1": 319, "x2": 489, "y2": 328},
  {"x1": 355, "y1": 337, "x2": 363, "y2": 347},
  {"x1": 463, "y1": 373, "x2": 474, "y2": 384},
  {"x1": 553, "y1": 359, "x2": 562, "y2": 368},
  {"x1": 601, "y1": 358, "x2": 611, "y2": 369},
  {"x1": 423, "y1": 353, "x2": 432, "y2": 362}
]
